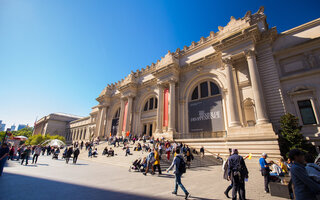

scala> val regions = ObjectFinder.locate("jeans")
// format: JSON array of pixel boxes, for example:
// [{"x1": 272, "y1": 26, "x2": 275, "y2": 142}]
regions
[
  {"x1": 225, "y1": 183, "x2": 232, "y2": 194},
  {"x1": 262, "y1": 168, "x2": 270, "y2": 192},
  {"x1": 0, "y1": 156, "x2": 8, "y2": 176},
  {"x1": 231, "y1": 174, "x2": 245, "y2": 200},
  {"x1": 73, "y1": 156, "x2": 78, "y2": 164},
  {"x1": 21, "y1": 156, "x2": 29, "y2": 165},
  {"x1": 32, "y1": 154, "x2": 39, "y2": 164},
  {"x1": 174, "y1": 173, "x2": 189, "y2": 195},
  {"x1": 153, "y1": 164, "x2": 162, "y2": 174}
]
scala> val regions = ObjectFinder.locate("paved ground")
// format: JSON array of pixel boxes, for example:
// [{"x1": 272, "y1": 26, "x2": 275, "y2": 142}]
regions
[{"x1": 0, "y1": 150, "x2": 286, "y2": 200}]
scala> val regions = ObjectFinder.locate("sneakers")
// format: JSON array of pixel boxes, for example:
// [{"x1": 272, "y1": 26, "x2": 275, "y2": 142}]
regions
[
  {"x1": 171, "y1": 192, "x2": 177, "y2": 195},
  {"x1": 185, "y1": 193, "x2": 190, "y2": 199},
  {"x1": 143, "y1": 172, "x2": 146, "y2": 176}
]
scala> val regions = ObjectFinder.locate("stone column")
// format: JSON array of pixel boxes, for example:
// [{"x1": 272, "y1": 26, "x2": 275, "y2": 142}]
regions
[
  {"x1": 155, "y1": 84, "x2": 164, "y2": 133},
  {"x1": 125, "y1": 96, "x2": 133, "y2": 135},
  {"x1": 245, "y1": 50, "x2": 269, "y2": 124},
  {"x1": 96, "y1": 106, "x2": 106, "y2": 138},
  {"x1": 223, "y1": 57, "x2": 241, "y2": 127},
  {"x1": 117, "y1": 98, "x2": 125, "y2": 136},
  {"x1": 168, "y1": 81, "x2": 176, "y2": 133}
]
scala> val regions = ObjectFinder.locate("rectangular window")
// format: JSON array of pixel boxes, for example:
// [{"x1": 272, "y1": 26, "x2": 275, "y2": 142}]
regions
[
  {"x1": 298, "y1": 100, "x2": 317, "y2": 125},
  {"x1": 200, "y1": 82, "x2": 208, "y2": 98}
]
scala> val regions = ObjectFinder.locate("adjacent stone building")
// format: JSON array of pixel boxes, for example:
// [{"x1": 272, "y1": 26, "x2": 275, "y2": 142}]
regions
[
  {"x1": 54, "y1": 7, "x2": 319, "y2": 158},
  {"x1": 33, "y1": 113, "x2": 82, "y2": 137}
]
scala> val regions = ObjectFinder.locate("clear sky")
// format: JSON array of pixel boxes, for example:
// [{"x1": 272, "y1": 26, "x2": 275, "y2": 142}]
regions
[{"x1": 1, "y1": 0, "x2": 319, "y2": 128}]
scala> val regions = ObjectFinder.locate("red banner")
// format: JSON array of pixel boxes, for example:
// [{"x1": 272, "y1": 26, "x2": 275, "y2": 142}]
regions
[
  {"x1": 163, "y1": 88, "x2": 169, "y2": 127},
  {"x1": 122, "y1": 101, "x2": 128, "y2": 131}
]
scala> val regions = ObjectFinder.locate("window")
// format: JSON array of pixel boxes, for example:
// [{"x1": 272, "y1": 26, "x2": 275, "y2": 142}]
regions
[
  {"x1": 200, "y1": 82, "x2": 209, "y2": 98},
  {"x1": 155, "y1": 98, "x2": 158, "y2": 109},
  {"x1": 144, "y1": 102, "x2": 148, "y2": 111},
  {"x1": 298, "y1": 100, "x2": 317, "y2": 125},
  {"x1": 149, "y1": 98, "x2": 154, "y2": 110},
  {"x1": 210, "y1": 82, "x2": 220, "y2": 96},
  {"x1": 191, "y1": 86, "x2": 199, "y2": 100},
  {"x1": 191, "y1": 81, "x2": 220, "y2": 101},
  {"x1": 143, "y1": 97, "x2": 158, "y2": 112}
]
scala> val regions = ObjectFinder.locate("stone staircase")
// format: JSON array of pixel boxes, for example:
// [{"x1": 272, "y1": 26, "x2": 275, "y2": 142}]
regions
[{"x1": 77, "y1": 140, "x2": 222, "y2": 171}]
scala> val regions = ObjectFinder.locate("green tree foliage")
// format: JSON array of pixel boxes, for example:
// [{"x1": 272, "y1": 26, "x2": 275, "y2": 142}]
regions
[
  {"x1": 278, "y1": 113, "x2": 317, "y2": 158},
  {"x1": 25, "y1": 133, "x2": 66, "y2": 146}
]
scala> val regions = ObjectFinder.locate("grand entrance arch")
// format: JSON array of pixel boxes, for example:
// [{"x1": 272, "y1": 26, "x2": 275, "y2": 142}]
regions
[
  {"x1": 140, "y1": 96, "x2": 158, "y2": 137},
  {"x1": 187, "y1": 80, "x2": 225, "y2": 136},
  {"x1": 111, "y1": 108, "x2": 120, "y2": 136}
]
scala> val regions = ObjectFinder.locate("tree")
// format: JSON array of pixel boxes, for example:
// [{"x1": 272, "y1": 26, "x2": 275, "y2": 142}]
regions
[
  {"x1": 278, "y1": 113, "x2": 317, "y2": 158},
  {"x1": 25, "y1": 133, "x2": 66, "y2": 146}
]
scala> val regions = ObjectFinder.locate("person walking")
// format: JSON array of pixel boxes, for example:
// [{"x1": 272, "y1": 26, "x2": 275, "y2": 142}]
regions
[
  {"x1": 223, "y1": 148, "x2": 233, "y2": 198},
  {"x1": 289, "y1": 149, "x2": 320, "y2": 200},
  {"x1": 32, "y1": 146, "x2": 41, "y2": 164},
  {"x1": 21, "y1": 146, "x2": 31, "y2": 165},
  {"x1": 143, "y1": 149, "x2": 155, "y2": 175},
  {"x1": 80, "y1": 141, "x2": 84, "y2": 150},
  {"x1": 0, "y1": 143, "x2": 9, "y2": 176},
  {"x1": 153, "y1": 148, "x2": 162, "y2": 175},
  {"x1": 167, "y1": 148, "x2": 190, "y2": 200},
  {"x1": 73, "y1": 148, "x2": 80, "y2": 164},
  {"x1": 227, "y1": 149, "x2": 248, "y2": 200},
  {"x1": 65, "y1": 147, "x2": 73, "y2": 164},
  {"x1": 8, "y1": 146, "x2": 15, "y2": 160},
  {"x1": 259, "y1": 153, "x2": 271, "y2": 193}
]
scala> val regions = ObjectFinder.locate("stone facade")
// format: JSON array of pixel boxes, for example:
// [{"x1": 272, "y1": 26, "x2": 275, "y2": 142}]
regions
[
  {"x1": 64, "y1": 7, "x2": 320, "y2": 158},
  {"x1": 33, "y1": 113, "x2": 82, "y2": 137}
]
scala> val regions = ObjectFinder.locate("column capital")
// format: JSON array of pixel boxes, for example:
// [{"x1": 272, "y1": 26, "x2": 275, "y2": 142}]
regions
[
  {"x1": 244, "y1": 49, "x2": 256, "y2": 59},
  {"x1": 222, "y1": 56, "x2": 233, "y2": 66}
]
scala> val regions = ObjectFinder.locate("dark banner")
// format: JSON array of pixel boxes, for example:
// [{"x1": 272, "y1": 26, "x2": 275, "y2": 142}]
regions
[{"x1": 188, "y1": 95, "x2": 224, "y2": 132}]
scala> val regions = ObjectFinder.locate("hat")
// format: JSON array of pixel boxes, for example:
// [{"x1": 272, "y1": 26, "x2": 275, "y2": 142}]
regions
[{"x1": 262, "y1": 153, "x2": 267, "y2": 157}]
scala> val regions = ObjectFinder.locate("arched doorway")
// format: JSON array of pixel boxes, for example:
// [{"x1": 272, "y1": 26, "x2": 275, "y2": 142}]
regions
[
  {"x1": 188, "y1": 81, "x2": 224, "y2": 134},
  {"x1": 111, "y1": 108, "x2": 120, "y2": 136},
  {"x1": 141, "y1": 96, "x2": 158, "y2": 137}
]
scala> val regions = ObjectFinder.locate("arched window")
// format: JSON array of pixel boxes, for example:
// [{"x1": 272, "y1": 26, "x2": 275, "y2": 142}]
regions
[
  {"x1": 143, "y1": 97, "x2": 158, "y2": 112},
  {"x1": 191, "y1": 81, "x2": 220, "y2": 101}
]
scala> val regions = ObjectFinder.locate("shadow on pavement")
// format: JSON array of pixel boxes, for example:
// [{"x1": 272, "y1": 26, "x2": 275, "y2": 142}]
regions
[{"x1": 0, "y1": 173, "x2": 167, "y2": 200}]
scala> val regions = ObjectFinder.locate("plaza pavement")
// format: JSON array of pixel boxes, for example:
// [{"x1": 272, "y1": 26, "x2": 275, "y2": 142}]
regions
[{"x1": 0, "y1": 148, "x2": 286, "y2": 200}]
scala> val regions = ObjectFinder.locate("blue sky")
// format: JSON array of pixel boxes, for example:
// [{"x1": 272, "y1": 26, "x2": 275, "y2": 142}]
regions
[{"x1": 1, "y1": 0, "x2": 319, "y2": 128}]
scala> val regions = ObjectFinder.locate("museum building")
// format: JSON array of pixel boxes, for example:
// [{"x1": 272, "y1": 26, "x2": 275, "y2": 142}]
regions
[{"x1": 43, "y1": 7, "x2": 320, "y2": 158}]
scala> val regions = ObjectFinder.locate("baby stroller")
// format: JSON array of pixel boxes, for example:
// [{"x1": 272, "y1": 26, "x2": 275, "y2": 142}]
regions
[
  {"x1": 129, "y1": 158, "x2": 142, "y2": 172},
  {"x1": 52, "y1": 152, "x2": 59, "y2": 159}
]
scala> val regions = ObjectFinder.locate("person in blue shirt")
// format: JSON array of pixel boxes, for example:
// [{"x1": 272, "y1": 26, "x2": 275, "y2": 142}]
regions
[
  {"x1": 259, "y1": 153, "x2": 271, "y2": 193},
  {"x1": 289, "y1": 149, "x2": 320, "y2": 200}
]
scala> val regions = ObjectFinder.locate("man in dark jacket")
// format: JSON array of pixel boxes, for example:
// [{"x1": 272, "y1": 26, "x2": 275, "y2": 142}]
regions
[
  {"x1": 227, "y1": 149, "x2": 248, "y2": 200},
  {"x1": 167, "y1": 148, "x2": 190, "y2": 200},
  {"x1": 65, "y1": 147, "x2": 73, "y2": 164},
  {"x1": 73, "y1": 148, "x2": 80, "y2": 164},
  {"x1": 289, "y1": 149, "x2": 320, "y2": 200}
]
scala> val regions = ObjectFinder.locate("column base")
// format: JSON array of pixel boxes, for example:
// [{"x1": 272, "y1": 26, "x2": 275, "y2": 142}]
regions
[
  {"x1": 256, "y1": 119, "x2": 270, "y2": 125},
  {"x1": 229, "y1": 121, "x2": 242, "y2": 127}
]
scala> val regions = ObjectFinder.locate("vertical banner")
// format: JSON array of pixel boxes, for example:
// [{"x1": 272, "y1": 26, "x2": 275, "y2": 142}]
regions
[
  {"x1": 122, "y1": 101, "x2": 128, "y2": 131},
  {"x1": 163, "y1": 88, "x2": 169, "y2": 127}
]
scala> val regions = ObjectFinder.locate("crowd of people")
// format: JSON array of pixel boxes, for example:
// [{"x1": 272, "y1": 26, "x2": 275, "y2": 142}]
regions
[
  {"x1": 221, "y1": 148, "x2": 320, "y2": 200},
  {"x1": 1, "y1": 135, "x2": 320, "y2": 200}
]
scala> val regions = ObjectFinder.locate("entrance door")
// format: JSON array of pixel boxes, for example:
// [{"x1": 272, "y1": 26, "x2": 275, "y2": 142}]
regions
[
  {"x1": 143, "y1": 124, "x2": 147, "y2": 135},
  {"x1": 111, "y1": 118, "x2": 119, "y2": 136},
  {"x1": 149, "y1": 124, "x2": 153, "y2": 137}
]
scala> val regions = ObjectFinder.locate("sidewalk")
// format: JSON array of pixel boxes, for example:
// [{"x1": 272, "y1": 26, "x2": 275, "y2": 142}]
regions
[{"x1": 0, "y1": 153, "x2": 285, "y2": 200}]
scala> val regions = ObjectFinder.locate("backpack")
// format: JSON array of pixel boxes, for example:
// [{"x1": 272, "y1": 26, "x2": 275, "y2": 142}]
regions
[{"x1": 177, "y1": 156, "x2": 186, "y2": 174}]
